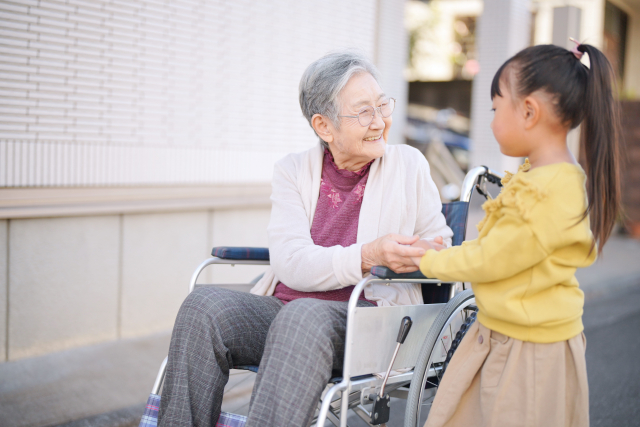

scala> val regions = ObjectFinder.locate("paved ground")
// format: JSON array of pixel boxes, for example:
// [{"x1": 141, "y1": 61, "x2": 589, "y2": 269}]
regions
[
  {"x1": 1, "y1": 231, "x2": 639, "y2": 427},
  {"x1": 583, "y1": 282, "x2": 640, "y2": 427}
]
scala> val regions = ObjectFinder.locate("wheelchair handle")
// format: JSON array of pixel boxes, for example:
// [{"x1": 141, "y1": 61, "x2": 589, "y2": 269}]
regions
[
  {"x1": 459, "y1": 166, "x2": 504, "y2": 202},
  {"x1": 396, "y1": 316, "x2": 413, "y2": 344}
]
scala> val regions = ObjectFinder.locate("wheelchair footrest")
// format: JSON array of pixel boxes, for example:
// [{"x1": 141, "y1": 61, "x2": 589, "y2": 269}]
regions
[{"x1": 370, "y1": 394, "x2": 391, "y2": 425}]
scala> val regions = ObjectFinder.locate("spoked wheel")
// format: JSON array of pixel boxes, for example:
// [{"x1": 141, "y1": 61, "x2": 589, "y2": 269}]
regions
[{"x1": 404, "y1": 289, "x2": 478, "y2": 427}]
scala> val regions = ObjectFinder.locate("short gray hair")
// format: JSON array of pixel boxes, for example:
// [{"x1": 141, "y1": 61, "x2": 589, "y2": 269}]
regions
[{"x1": 299, "y1": 50, "x2": 381, "y2": 148}]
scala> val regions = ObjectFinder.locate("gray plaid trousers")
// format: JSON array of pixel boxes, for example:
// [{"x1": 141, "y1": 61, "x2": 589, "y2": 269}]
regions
[{"x1": 158, "y1": 287, "x2": 374, "y2": 427}]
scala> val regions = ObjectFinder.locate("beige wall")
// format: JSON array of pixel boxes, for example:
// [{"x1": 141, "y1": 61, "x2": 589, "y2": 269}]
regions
[
  {"x1": 1, "y1": 220, "x2": 7, "y2": 362},
  {"x1": 120, "y1": 211, "x2": 209, "y2": 339},
  {"x1": 210, "y1": 209, "x2": 272, "y2": 285},
  {"x1": 2, "y1": 207, "x2": 270, "y2": 362},
  {"x1": 8, "y1": 216, "x2": 120, "y2": 360}
]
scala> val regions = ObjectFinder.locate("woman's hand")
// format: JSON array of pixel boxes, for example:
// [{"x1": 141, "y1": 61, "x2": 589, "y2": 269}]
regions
[
  {"x1": 410, "y1": 236, "x2": 446, "y2": 266},
  {"x1": 361, "y1": 234, "x2": 427, "y2": 274}
]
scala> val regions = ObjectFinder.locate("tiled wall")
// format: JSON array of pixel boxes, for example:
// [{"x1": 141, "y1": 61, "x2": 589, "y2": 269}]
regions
[{"x1": 0, "y1": 0, "x2": 408, "y2": 187}]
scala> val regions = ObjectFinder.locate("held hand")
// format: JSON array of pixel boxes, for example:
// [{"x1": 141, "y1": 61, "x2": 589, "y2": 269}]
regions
[
  {"x1": 410, "y1": 236, "x2": 446, "y2": 266},
  {"x1": 361, "y1": 234, "x2": 427, "y2": 274}
]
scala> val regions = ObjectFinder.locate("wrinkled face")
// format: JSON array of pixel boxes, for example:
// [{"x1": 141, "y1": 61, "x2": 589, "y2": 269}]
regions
[
  {"x1": 328, "y1": 72, "x2": 391, "y2": 168},
  {"x1": 490, "y1": 82, "x2": 527, "y2": 157}
]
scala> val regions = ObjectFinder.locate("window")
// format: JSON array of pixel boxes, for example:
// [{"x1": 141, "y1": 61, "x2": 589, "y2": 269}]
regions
[{"x1": 603, "y1": 1, "x2": 629, "y2": 83}]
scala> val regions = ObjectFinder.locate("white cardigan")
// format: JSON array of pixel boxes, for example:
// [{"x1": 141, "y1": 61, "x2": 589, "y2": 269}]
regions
[{"x1": 250, "y1": 143, "x2": 453, "y2": 306}]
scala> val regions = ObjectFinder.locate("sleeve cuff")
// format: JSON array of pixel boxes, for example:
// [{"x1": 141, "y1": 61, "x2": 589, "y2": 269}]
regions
[
  {"x1": 419, "y1": 249, "x2": 438, "y2": 278},
  {"x1": 332, "y1": 243, "x2": 365, "y2": 286}
]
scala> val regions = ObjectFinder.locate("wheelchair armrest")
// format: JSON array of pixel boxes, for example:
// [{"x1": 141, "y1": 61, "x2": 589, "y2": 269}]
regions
[
  {"x1": 211, "y1": 246, "x2": 270, "y2": 261},
  {"x1": 370, "y1": 266, "x2": 429, "y2": 280}
]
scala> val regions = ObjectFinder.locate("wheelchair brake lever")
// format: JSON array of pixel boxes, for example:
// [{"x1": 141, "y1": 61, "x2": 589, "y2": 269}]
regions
[
  {"x1": 475, "y1": 183, "x2": 493, "y2": 200},
  {"x1": 371, "y1": 316, "x2": 413, "y2": 425}
]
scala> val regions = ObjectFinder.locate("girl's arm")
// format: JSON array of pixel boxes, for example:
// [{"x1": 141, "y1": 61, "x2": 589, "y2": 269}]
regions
[{"x1": 416, "y1": 209, "x2": 548, "y2": 283}]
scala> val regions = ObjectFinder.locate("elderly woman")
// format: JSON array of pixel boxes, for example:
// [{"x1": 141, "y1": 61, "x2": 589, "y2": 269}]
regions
[{"x1": 159, "y1": 51, "x2": 452, "y2": 427}]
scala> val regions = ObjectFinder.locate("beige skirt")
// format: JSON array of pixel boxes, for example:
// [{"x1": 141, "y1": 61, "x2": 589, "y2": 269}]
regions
[{"x1": 424, "y1": 322, "x2": 589, "y2": 427}]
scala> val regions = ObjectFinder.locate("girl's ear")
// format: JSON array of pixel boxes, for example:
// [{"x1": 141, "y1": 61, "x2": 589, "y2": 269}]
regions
[
  {"x1": 311, "y1": 114, "x2": 334, "y2": 144},
  {"x1": 522, "y1": 96, "x2": 540, "y2": 130}
]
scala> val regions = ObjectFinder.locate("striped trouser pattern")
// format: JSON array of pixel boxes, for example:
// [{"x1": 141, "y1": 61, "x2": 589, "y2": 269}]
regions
[{"x1": 158, "y1": 286, "x2": 374, "y2": 427}]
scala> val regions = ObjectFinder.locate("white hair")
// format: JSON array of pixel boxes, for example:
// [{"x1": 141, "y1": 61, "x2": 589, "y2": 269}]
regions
[{"x1": 298, "y1": 50, "x2": 381, "y2": 148}]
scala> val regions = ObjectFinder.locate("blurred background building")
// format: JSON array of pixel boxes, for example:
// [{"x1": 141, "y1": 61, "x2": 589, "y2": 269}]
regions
[
  {"x1": 2, "y1": 1, "x2": 640, "y2": 425},
  {"x1": 1, "y1": 0, "x2": 639, "y2": 372},
  {"x1": 405, "y1": 0, "x2": 640, "y2": 229}
]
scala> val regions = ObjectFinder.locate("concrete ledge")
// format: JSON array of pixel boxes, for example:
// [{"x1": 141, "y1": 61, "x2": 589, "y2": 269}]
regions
[{"x1": 0, "y1": 184, "x2": 272, "y2": 218}]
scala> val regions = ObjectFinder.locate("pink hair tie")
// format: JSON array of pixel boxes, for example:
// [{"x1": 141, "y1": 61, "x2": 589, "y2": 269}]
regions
[{"x1": 569, "y1": 37, "x2": 583, "y2": 60}]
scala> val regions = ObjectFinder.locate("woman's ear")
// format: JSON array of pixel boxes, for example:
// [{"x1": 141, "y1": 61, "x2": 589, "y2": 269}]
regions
[
  {"x1": 311, "y1": 114, "x2": 334, "y2": 144},
  {"x1": 522, "y1": 96, "x2": 540, "y2": 130}
]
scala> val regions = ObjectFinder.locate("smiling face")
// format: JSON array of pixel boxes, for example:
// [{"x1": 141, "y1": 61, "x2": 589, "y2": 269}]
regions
[{"x1": 325, "y1": 72, "x2": 391, "y2": 171}]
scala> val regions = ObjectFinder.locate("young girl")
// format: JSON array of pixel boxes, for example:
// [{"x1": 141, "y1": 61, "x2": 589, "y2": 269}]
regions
[{"x1": 413, "y1": 42, "x2": 620, "y2": 427}]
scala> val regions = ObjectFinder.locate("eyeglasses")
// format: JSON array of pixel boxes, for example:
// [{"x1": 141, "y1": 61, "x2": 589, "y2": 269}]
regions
[{"x1": 339, "y1": 98, "x2": 396, "y2": 127}]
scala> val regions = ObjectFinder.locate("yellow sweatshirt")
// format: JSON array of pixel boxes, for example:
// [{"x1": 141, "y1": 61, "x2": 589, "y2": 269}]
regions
[{"x1": 420, "y1": 160, "x2": 596, "y2": 343}]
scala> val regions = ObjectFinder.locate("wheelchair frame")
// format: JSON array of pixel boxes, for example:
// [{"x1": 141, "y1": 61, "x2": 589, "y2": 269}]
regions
[{"x1": 149, "y1": 165, "x2": 503, "y2": 427}]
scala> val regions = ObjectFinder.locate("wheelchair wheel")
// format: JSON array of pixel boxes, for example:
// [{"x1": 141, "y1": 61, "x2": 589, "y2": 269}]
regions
[{"x1": 404, "y1": 289, "x2": 477, "y2": 427}]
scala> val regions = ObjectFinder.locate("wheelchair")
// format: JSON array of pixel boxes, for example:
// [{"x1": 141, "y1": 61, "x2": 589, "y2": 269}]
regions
[{"x1": 145, "y1": 165, "x2": 503, "y2": 427}]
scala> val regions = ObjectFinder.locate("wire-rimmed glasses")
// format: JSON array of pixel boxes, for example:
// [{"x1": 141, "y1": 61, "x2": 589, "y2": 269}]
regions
[{"x1": 339, "y1": 98, "x2": 396, "y2": 127}]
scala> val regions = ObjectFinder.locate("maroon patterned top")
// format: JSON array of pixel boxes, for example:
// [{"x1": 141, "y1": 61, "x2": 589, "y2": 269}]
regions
[{"x1": 274, "y1": 149, "x2": 372, "y2": 304}]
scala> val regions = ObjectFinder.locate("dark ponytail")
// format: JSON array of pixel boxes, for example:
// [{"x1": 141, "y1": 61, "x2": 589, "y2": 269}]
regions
[
  {"x1": 490, "y1": 44, "x2": 621, "y2": 253},
  {"x1": 576, "y1": 44, "x2": 621, "y2": 253}
]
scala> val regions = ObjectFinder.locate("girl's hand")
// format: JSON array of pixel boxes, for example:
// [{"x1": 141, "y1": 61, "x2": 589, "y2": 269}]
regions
[
  {"x1": 361, "y1": 234, "x2": 427, "y2": 274},
  {"x1": 410, "y1": 236, "x2": 446, "y2": 266}
]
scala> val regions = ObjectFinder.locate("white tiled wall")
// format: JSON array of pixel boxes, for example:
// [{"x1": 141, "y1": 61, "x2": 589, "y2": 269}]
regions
[{"x1": 0, "y1": 0, "x2": 408, "y2": 187}]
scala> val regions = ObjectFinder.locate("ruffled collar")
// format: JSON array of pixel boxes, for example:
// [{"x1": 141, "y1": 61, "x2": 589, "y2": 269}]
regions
[
  {"x1": 476, "y1": 159, "x2": 547, "y2": 232},
  {"x1": 501, "y1": 158, "x2": 531, "y2": 186}
]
